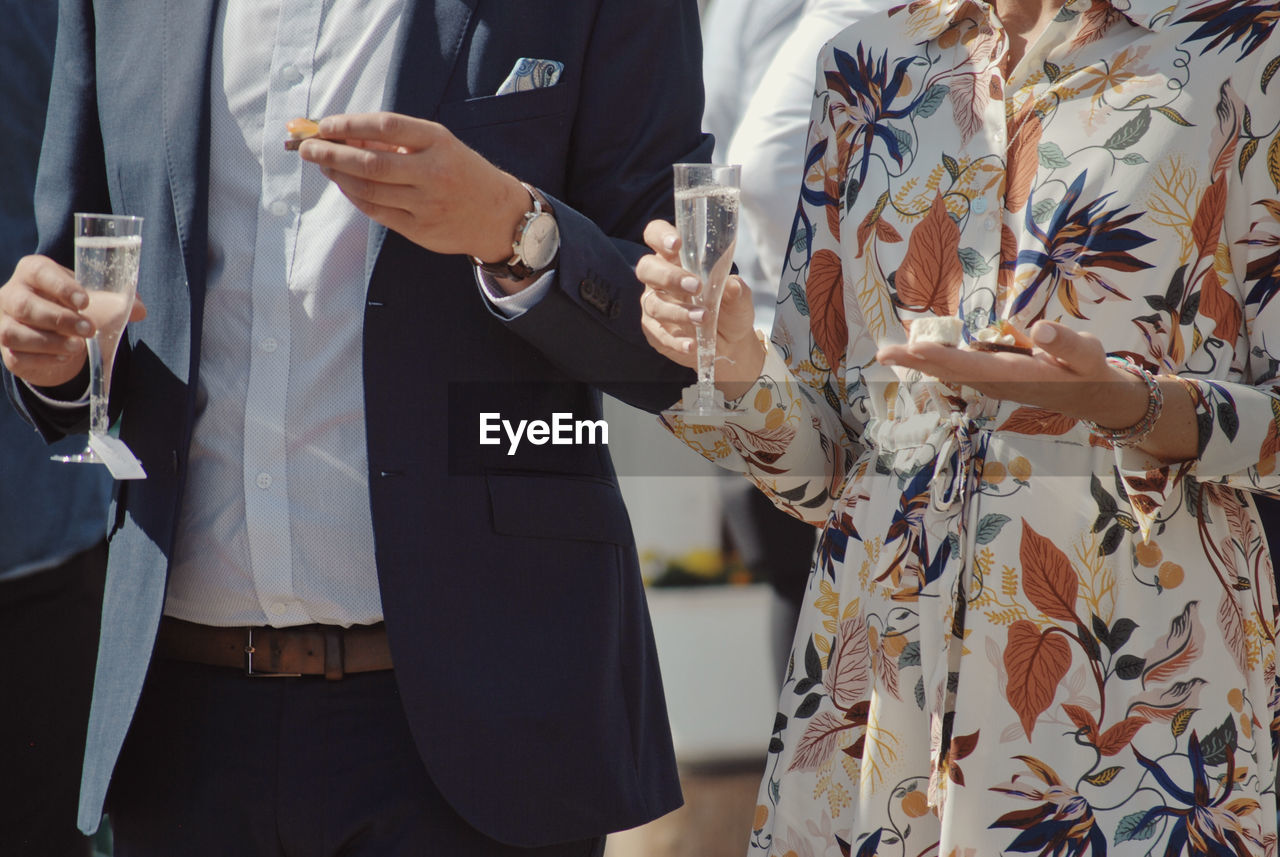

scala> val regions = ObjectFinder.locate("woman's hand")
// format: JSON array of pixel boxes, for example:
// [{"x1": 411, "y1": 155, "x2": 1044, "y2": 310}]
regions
[
  {"x1": 876, "y1": 320, "x2": 1197, "y2": 461},
  {"x1": 635, "y1": 219, "x2": 763, "y2": 401}
]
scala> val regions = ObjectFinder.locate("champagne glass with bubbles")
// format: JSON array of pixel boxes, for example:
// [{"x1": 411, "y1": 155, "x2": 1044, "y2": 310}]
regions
[
  {"x1": 663, "y1": 163, "x2": 741, "y2": 424},
  {"x1": 51, "y1": 213, "x2": 143, "y2": 465}
]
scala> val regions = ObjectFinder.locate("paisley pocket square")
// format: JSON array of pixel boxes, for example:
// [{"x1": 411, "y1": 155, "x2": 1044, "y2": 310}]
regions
[{"x1": 496, "y1": 58, "x2": 564, "y2": 95}]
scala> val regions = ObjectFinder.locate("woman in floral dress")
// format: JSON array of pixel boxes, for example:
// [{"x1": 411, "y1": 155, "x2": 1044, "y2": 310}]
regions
[{"x1": 638, "y1": 0, "x2": 1280, "y2": 854}]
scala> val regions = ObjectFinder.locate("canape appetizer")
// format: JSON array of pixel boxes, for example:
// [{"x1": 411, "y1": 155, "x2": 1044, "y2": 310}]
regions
[{"x1": 284, "y1": 117, "x2": 321, "y2": 151}]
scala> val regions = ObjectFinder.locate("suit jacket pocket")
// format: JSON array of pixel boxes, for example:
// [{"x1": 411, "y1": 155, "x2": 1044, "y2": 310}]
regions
[
  {"x1": 487, "y1": 472, "x2": 634, "y2": 545},
  {"x1": 437, "y1": 83, "x2": 573, "y2": 131}
]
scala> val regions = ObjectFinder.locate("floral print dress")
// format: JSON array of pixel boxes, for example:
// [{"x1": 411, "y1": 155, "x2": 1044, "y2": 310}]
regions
[{"x1": 665, "y1": 1, "x2": 1280, "y2": 854}]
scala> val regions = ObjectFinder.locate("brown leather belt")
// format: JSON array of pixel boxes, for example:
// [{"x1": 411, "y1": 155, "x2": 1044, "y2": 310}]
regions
[{"x1": 155, "y1": 616, "x2": 393, "y2": 679}]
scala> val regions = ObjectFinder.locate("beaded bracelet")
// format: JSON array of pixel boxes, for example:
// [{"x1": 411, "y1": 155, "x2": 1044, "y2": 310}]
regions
[{"x1": 1085, "y1": 356, "x2": 1163, "y2": 447}]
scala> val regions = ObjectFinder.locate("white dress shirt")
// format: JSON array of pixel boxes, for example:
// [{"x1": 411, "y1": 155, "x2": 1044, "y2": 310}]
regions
[{"x1": 163, "y1": 0, "x2": 407, "y2": 628}]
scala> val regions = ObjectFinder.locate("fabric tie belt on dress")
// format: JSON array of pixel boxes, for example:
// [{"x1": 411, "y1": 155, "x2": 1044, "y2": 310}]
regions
[{"x1": 155, "y1": 616, "x2": 393, "y2": 678}]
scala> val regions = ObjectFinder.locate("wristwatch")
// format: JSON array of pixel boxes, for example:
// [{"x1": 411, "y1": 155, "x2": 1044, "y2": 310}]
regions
[{"x1": 475, "y1": 183, "x2": 560, "y2": 280}]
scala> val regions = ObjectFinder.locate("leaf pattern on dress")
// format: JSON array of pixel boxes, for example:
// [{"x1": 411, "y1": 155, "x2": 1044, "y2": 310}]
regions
[
  {"x1": 1018, "y1": 520, "x2": 1081, "y2": 623},
  {"x1": 663, "y1": 2, "x2": 1280, "y2": 854},
  {"x1": 825, "y1": 612, "x2": 874, "y2": 709},
  {"x1": 994, "y1": 406, "x2": 1077, "y2": 435},
  {"x1": 1140, "y1": 600, "x2": 1205, "y2": 688},
  {"x1": 789, "y1": 711, "x2": 854, "y2": 773},
  {"x1": 1003, "y1": 102, "x2": 1043, "y2": 214},
  {"x1": 894, "y1": 192, "x2": 963, "y2": 315},
  {"x1": 805, "y1": 249, "x2": 848, "y2": 373},
  {"x1": 1004, "y1": 620, "x2": 1073, "y2": 739}
]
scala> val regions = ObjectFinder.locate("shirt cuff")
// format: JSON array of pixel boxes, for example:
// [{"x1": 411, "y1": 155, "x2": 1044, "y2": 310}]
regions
[
  {"x1": 22, "y1": 379, "x2": 90, "y2": 409},
  {"x1": 474, "y1": 266, "x2": 556, "y2": 319}
]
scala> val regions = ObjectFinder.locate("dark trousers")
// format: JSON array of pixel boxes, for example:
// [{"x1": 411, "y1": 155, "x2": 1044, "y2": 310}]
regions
[
  {"x1": 108, "y1": 658, "x2": 606, "y2": 857},
  {"x1": 0, "y1": 541, "x2": 108, "y2": 857}
]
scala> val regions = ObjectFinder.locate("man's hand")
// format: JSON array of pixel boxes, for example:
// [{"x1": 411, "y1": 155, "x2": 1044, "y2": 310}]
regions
[
  {"x1": 0, "y1": 255, "x2": 146, "y2": 390},
  {"x1": 298, "y1": 112, "x2": 529, "y2": 264}
]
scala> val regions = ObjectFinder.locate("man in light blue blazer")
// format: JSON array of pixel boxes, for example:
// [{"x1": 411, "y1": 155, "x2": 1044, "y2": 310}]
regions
[{"x1": 0, "y1": 1, "x2": 710, "y2": 854}]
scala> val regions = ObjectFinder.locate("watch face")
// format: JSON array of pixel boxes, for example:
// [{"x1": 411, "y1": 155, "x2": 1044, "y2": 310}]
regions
[{"x1": 520, "y1": 214, "x2": 560, "y2": 271}]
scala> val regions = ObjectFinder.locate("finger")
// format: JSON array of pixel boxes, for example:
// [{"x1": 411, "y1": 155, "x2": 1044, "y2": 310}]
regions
[
  {"x1": 721, "y1": 275, "x2": 753, "y2": 306},
  {"x1": 17, "y1": 255, "x2": 87, "y2": 311},
  {"x1": 301, "y1": 140, "x2": 419, "y2": 188},
  {"x1": 0, "y1": 282, "x2": 94, "y2": 340},
  {"x1": 337, "y1": 138, "x2": 401, "y2": 153},
  {"x1": 640, "y1": 312, "x2": 695, "y2": 361},
  {"x1": 328, "y1": 182, "x2": 418, "y2": 235},
  {"x1": 644, "y1": 288, "x2": 698, "y2": 331},
  {"x1": 319, "y1": 164, "x2": 425, "y2": 212},
  {"x1": 642, "y1": 220, "x2": 681, "y2": 261},
  {"x1": 0, "y1": 348, "x2": 84, "y2": 385},
  {"x1": 1028, "y1": 321, "x2": 1106, "y2": 374},
  {"x1": 130, "y1": 294, "x2": 148, "y2": 323},
  {"x1": 318, "y1": 112, "x2": 441, "y2": 152},
  {"x1": 636, "y1": 254, "x2": 700, "y2": 299},
  {"x1": 0, "y1": 321, "x2": 86, "y2": 358},
  {"x1": 718, "y1": 276, "x2": 759, "y2": 335},
  {"x1": 877, "y1": 341, "x2": 992, "y2": 378}
]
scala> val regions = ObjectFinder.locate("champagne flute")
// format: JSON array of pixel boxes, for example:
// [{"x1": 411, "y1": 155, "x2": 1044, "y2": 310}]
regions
[
  {"x1": 662, "y1": 163, "x2": 741, "y2": 424},
  {"x1": 51, "y1": 213, "x2": 143, "y2": 465}
]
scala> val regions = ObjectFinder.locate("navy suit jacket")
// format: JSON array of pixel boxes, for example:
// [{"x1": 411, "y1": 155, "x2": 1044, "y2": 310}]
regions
[{"x1": 14, "y1": 0, "x2": 710, "y2": 844}]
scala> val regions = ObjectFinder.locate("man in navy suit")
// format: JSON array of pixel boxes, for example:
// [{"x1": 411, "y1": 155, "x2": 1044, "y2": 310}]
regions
[{"x1": 0, "y1": 1, "x2": 709, "y2": 854}]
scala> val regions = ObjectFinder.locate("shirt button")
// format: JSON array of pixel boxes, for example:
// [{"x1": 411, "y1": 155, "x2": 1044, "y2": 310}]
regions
[
  {"x1": 280, "y1": 64, "x2": 304, "y2": 85},
  {"x1": 269, "y1": 200, "x2": 289, "y2": 217},
  {"x1": 269, "y1": 602, "x2": 288, "y2": 616},
  {"x1": 984, "y1": 215, "x2": 999, "y2": 232},
  {"x1": 256, "y1": 472, "x2": 273, "y2": 490},
  {"x1": 972, "y1": 197, "x2": 988, "y2": 214},
  {"x1": 260, "y1": 337, "x2": 278, "y2": 353}
]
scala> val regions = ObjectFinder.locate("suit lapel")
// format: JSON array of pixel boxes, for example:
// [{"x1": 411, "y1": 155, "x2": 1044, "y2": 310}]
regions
[
  {"x1": 161, "y1": 0, "x2": 220, "y2": 309},
  {"x1": 367, "y1": 0, "x2": 478, "y2": 287},
  {"x1": 387, "y1": 0, "x2": 479, "y2": 119}
]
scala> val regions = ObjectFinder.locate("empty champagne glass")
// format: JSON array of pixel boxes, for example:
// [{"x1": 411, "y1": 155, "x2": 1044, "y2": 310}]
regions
[
  {"x1": 662, "y1": 163, "x2": 741, "y2": 424},
  {"x1": 51, "y1": 213, "x2": 143, "y2": 465}
]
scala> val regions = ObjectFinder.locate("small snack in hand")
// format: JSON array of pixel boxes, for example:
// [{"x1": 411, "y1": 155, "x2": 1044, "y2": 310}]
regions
[
  {"x1": 908, "y1": 316, "x2": 964, "y2": 347},
  {"x1": 969, "y1": 320, "x2": 1034, "y2": 355},
  {"x1": 284, "y1": 117, "x2": 321, "y2": 150}
]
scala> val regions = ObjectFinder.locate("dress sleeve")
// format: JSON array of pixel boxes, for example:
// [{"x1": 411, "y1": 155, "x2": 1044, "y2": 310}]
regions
[
  {"x1": 1116, "y1": 56, "x2": 1280, "y2": 536},
  {"x1": 664, "y1": 45, "x2": 871, "y2": 527}
]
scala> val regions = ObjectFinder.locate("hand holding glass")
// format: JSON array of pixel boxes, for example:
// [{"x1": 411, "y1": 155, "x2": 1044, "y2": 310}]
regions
[
  {"x1": 662, "y1": 163, "x2": 741, "y2": 424},
  {"x1": 51, "y1": 213, "x2": 143, "y2": 466}
]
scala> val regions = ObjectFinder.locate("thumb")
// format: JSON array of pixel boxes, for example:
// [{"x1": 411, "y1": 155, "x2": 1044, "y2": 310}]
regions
[
  {"x1": 724, "y1": 274, "x2": 752, "y2": 306},
  {"x1": 1030, "y1": 321, "x2": 1104, "y2": 373},
  {"x1": 720, "y1": 275, "x2": 757, "y2": 336}
]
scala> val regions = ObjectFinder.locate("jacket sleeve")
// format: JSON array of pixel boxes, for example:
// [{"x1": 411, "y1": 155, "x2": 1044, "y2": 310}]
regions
[{"x1": 501, "y1": 0, "x2": 711, "y2": 414}]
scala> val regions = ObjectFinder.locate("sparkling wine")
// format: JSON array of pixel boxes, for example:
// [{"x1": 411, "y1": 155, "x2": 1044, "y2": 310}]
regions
[
  {"x1": 676, "y1": 184, "x2": 739, "y2": 397},
  {"x1": 75, "y1": 234, "x2": 140, "y2": 434},
  {"x1": 675, "y1": 185, "x2": 739, "y2": 297}
]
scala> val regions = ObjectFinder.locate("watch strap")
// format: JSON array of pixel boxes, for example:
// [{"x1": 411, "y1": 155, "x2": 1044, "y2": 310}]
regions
[{"x1": 474, "y1": 183, "x2": 556, "y2": 280}]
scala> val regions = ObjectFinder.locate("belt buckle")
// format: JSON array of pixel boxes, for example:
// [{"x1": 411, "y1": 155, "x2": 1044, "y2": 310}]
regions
[{"x1": 245, "y1": 628, "x2": 301, "y2": 678}]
